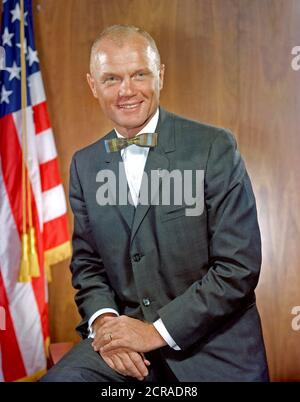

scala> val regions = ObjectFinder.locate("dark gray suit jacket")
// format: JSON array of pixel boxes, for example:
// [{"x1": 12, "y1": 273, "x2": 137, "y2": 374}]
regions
[{"x1": 69, "y1": 108, "x2": 269, "y2": 381}]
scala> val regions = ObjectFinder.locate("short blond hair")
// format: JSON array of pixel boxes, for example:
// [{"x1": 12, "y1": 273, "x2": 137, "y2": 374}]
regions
[{"x1": 90, "y1": 24, "x2": 161, "y2": 73}]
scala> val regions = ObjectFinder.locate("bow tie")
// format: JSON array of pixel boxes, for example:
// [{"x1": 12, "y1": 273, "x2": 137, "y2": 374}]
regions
[{"x1": 104, "y1": 133, "x2": 158, "y2": 153}]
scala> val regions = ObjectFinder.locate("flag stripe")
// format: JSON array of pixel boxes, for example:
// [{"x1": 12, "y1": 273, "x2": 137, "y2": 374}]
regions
[
  {"x1": 0, "y1": 114, "x2": 23, "y2": 237},
  {"x1": 12, "y1": 109, "x2": 44, "y2": 230},
  {"x1": 0, "y1": 114, "x2": 49, "y2": 355},
  {"x1": 0, "y1": 167, "x2": 46, "y2": 380},
  {"x1": 0, "y1": 270, "x2": 27, "y2": 382},
  {"x1": 36, "y1": 128, "x2": 58, "y2": 164},
  {"x1": 43, "y1": 214, "x2": 70, "y2": 250},
  {"x1": 32, "y1": 101, "x2": 50, "y2": 134},
  {"x1": 28, "y1": 71, "x2": 46, "y2": 106},
  {"x1": 39, "y1": 158, "x2": 61, "y2": 192},
  {"x1": 42, "y1": 184, "x2": 67, "y2": 223}
]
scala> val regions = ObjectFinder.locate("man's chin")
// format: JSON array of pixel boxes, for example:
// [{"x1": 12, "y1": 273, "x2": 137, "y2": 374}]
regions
[{"x1": 114, "y1": 118, "x2": 149, "y2": 135}]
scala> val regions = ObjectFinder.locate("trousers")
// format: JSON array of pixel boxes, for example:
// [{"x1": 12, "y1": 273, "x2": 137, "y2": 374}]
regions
[{"x1": 40, "y1": 338, "x2": 178, "y2": 382}]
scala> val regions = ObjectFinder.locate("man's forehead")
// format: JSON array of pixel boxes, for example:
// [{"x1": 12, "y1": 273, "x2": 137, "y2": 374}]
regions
[
  {"x1": 96, "y1": 38, "x2": 148, "y2": 57},
  {"x1": 94, "y1": 42, "x2": 156, "y2": 71},
  {"x1": 95, "y1": 50, "x2": 149, "y2": 68}
]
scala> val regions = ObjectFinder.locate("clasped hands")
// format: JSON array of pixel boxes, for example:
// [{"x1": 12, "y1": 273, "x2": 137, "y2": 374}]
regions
[{"x1": 91, "y1": 314, "x2": 166, "y2": 381}]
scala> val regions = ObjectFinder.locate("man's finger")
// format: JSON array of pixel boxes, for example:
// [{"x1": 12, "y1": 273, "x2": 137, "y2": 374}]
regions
[
  {"x1": 101, "y1": 354, "x2": 124, "y2": 377},
  {"x1": 98, "y1": 324, "x2": 119, "y2": 339},
  {"x1": 103, "y1": 355, "x2": 115, "y2": 370},
  {"x1": 101, "y1": 339, "x2": 125, "y2": 353},
  {"x1": 140, "y1": 352, "x2": 151, "y2": 366},
  {"x1": 119, "y1": 352, "x2": 146, "y2": 380},
  {"x1": 128, "y1": 351, "x2": 149, "y2": 377},
  {"x1": 109, "y1": 353, "x2": 127, "y2": 377}
]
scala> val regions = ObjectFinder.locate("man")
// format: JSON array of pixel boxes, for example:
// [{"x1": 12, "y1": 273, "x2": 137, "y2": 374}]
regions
[{"x1": 41, "y1": 24, "x2": 269, "y2": 382}]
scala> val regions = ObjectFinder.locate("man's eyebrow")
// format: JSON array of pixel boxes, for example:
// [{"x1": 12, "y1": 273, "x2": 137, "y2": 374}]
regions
[
  {"x1": 99, "y1": 67, "x2": 152, "y2": 79},
  {"x1": 135, "y1": 68, "x2": 151, "y2": 73},
  {"x1": 100, "y1": 72, "x2": 119, "y2": 77}
]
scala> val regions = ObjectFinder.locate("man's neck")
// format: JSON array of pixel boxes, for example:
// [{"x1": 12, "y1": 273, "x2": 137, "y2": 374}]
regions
[{"x1": 114, "y1": 109, "x2": 159, "y2": 139}]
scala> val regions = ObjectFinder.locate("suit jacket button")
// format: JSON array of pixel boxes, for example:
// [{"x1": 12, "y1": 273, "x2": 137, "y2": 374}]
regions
[
  {"x1": 142, "y1": 298, "x2": 151, "y2": 307},
  {"x1": 132, "y1": 253, "x2": 141, "y2": 262}
]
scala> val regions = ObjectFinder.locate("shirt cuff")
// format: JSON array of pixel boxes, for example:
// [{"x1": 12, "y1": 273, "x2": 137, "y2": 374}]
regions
[
  {"x1": 88, "y1": 308, "x2": 119, "y2": 338},
  {"x1": 153, "y1": 318, "x2": 181, "y2": 350}
]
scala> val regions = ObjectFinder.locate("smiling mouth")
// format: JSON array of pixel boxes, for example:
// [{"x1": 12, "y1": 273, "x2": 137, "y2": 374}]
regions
[{"x1": 117, "y1": 102, "x2": 142, "y2": 110}]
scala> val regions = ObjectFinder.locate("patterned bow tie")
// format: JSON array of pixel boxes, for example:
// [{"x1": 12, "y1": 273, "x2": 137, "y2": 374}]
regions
[{"x1": 104, "y1": 133, "x2": 158, "y2": 153}]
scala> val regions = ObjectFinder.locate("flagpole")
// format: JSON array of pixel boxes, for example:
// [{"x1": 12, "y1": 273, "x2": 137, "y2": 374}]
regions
[
  {"x1": 19, "y1": 0, "x2": 39, "y2": 281},
  {"x1": 19, "y1": 0, "x2": 29, "y2": 282}
]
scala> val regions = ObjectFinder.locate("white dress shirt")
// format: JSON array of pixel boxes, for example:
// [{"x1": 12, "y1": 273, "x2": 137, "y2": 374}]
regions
[{"x1": 88, "y1": 109, "x2": 180, "y2": 350}]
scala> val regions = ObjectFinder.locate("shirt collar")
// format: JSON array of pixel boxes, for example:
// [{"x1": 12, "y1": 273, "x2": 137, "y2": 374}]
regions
[{"x1": 115, "y1": 108, "x2": 159, "y2": 139}]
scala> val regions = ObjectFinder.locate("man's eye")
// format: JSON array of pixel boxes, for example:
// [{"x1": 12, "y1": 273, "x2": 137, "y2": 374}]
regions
[
  {"x1": 134, "y1": 72, "x2": 146, "y2": 79},
  {"x1": 104, "y1": 76, "x2": 118, "y2": 84}
]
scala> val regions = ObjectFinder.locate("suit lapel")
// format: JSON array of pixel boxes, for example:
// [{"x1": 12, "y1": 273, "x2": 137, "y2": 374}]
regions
[{"x1": 130, "y1": 108, "x2": 176, "y2": 244}]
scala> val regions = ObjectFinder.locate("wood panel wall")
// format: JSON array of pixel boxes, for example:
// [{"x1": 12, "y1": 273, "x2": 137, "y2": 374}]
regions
[{"x1": 29, "y1": 0, "x2": 300, "y2": 381}]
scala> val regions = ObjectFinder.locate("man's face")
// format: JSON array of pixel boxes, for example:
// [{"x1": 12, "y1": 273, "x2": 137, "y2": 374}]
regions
[{"x1": 87, "y1": 35, "x2": 165, "y2": 138}]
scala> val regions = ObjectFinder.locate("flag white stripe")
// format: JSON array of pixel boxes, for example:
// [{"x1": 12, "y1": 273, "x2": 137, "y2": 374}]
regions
[
  {"x1": 12, "y1": 109, "x2": 49, "y2": 305},
  {"x1": 0, "y1": 166, "x2": 46, "y2": 376},
  {"x1": 42, "y1": 184, "x2": 67, "y2": 223},
  {"x1": 35, "y1": 128, "x2": 58, "y2": 164},
  {"x1": 28, "y1": 71, "x2": 45, "y2": 106},
  {"x1": 13, "y1": 109, "x2": 44, "y2": 231}
]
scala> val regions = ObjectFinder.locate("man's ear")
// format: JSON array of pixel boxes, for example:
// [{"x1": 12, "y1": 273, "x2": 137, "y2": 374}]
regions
[
  {"x1": 87, "y1": 73, "x2": 98, "y2": 98},
  {"x1": 159, "y1": 64, "x2": 165, "y2": 90}
]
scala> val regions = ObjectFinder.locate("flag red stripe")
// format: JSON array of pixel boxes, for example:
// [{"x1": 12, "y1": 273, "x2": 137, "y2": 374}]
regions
[
  {"x1": 0, "y1": 270, "x2": 27, "y2": 382},
  {"x1": 44, "y1": 214, "x2": 70, "y2": 250},
  {"x1": 0, "y1": 115, "x2": 23, "y2": 236},
  {"x1": 0, "y1": 114, "x2": 49, "y2": 343},
  {"x1": 32, "y1": 101, "x2": 51, "y2": 135},
  {"x1": 39, "y1": 158, "x2": 61, "y2": 192}
]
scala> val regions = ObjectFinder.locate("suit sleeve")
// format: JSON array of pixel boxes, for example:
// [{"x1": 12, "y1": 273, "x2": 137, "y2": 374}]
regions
[
  {"x1": 157, "y1": 129, "x2": 262, "y2": 350},
  {"x1": 69, "y1": 154, "x2": 119, "y2": 338}
]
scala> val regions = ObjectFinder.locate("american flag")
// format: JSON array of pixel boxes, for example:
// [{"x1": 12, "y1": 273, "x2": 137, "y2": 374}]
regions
[{"x1": 0, "y1": 0, "x2": 71, "y2": 381}]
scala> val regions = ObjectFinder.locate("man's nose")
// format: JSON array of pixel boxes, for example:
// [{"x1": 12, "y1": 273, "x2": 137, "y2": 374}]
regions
[{"x1": 118, "y1": 77, "x2": 135, "y2": 97}]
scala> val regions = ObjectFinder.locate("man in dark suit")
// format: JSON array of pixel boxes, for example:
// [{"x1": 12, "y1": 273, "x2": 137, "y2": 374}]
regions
[{"x1": 41, "y1": 24, "x2": 269, "y2": 382}]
